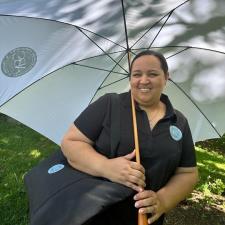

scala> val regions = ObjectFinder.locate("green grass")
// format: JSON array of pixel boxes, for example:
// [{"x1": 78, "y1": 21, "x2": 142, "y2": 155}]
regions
[
  {"x1": 0, "y1": 114, "x2": 224, "y2": 225},
  {"x1": 196, "y1": 147, "x2": 225, "y2": 195},
  {"x1": 0, "y1": 114, "x2": 58, "y2": 225}
]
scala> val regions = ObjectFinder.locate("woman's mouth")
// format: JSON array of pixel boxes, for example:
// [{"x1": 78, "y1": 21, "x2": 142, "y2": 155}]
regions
[{"x1": 139, "y1": 88, "x2": 151, "y2": 93}]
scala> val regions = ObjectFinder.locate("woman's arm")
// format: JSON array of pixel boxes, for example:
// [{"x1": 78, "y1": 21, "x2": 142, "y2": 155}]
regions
[
  {"x1": 134, "y1": 167, "x2": 198, "y2": 224},
  {"x1": 61, "y1": 124, "x2": 107, "y2": 177},
  {"x1": 61, "y1": 124, "x2": 146, "y2": 192},
  {"x1": 156, "y1": 167, "x2": 198, "y2": 212}
]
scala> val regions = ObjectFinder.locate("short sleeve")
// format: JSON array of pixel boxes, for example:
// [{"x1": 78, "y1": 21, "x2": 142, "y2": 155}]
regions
[
  {"x1": 179, "y1": 120, "x2": 197, "y2": 167},
  {"x1": 74, "y1": 94, "x2": 110, "y2": 142}
]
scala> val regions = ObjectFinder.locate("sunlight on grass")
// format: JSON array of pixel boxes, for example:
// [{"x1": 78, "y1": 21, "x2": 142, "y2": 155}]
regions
[
  {"x1": 204, "y1": 161, "x2": 225, "y2": 171},
  {"x1": 0, "y1": 137, "x2": 9, "y2": 144},
  {"x1": 196, "y1": 147, "x2": 225, "y2": 173},
  {"x1": 29, "y1": 149, "x2": 41, "y2": 158},
  {"x1": 196, "y1": 147, "x2": 224, "y2": 158},
  {"x1": 195, "y1": 147, "x2": 225, "y2": 196}
]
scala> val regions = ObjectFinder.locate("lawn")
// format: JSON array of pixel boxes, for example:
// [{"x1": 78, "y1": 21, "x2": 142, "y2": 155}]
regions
[{"x1": 0, "y1": 114, "x2": 224, "y2": 225}]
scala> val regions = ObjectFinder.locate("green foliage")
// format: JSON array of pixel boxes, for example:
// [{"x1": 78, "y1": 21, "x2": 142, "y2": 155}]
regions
[
  {"x1": 210, "y1": 178, "x2": 225, "y2": 195},
  {"x1": 201, "y1": 177, "x2": 225, "y2": 195},
  {"x1": 197, "y1": 176, "x2": 225, "y2": 206}
]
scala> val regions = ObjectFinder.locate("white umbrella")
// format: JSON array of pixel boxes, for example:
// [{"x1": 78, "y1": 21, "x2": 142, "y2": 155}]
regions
[{"x1": 0, "y1": 0, "x2": 225, "y2": 144}]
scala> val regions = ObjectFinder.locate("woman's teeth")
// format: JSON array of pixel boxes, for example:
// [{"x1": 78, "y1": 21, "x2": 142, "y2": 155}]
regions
[{"x1": 139, "y1": 88, "x2": 150, "y2": 92}]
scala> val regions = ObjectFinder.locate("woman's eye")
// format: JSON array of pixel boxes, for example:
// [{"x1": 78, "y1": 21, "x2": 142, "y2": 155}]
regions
[
  {"x1": 132, "y1": 73, "x2": 141, "y2": 77},
  {"x1": 148, "y1": 73, "x2": 158, "y2": 77}
]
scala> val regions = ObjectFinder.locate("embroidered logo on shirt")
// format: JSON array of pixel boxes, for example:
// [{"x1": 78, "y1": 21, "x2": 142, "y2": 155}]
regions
[
  {"x1": 169, "y1": 125, "x2": 182, "y2": 141},
  {"x1": 48, "y1": 164, "x2": 65, "y2": 174}
]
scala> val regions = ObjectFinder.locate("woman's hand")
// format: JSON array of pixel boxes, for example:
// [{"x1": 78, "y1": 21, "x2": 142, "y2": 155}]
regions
[
  {"x1": 134, "y1": 190, "x2": 165, "y2": 224},
  {"x1": 103, "y1": 150, "x2": 146, "y2": 192}
]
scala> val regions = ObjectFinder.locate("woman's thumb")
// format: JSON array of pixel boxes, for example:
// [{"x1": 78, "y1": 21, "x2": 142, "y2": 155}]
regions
[{"x1": 124, "y1": 150, "x2": 136, "y2": 160}]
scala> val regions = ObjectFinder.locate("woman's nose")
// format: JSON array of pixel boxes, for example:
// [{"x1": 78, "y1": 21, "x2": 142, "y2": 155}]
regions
[{"x1": 140, "y1": 74, "x2": 150, "y2": 84}]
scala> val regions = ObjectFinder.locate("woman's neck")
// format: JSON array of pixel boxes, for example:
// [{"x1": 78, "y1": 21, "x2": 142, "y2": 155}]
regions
[
  {"x1": 140, "y1": 101, "x2": 166, "y2": 129},
  {"x1": 139, "y1": 100, "x2": 161, "y2": 113}
]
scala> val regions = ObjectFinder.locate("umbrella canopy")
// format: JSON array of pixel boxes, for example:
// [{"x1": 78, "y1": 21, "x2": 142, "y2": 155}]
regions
[{"x1": 0, "y1": 0, "x2": 225, "y2": 144}]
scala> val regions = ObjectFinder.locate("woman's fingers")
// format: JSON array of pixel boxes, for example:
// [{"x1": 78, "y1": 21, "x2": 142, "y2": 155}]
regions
[
  {"x1": 135, "y1": 197, "x2": 156, "y2": 208},
  {"x1": 104, "y1": 153, "x2": 146, "y2": 191},
  {"x1": 134, "y1": 190, "x2": 156, "y2": 200},
  {"x1": 139, "y1": 205, "x2": 156, "y2": 214},
  {"x1": 130, "y1": 161, "x2": 145, "y2": 174},
  {"x1": 134, "y1": 190, "x2": 165, "y2": 224},
  {"x1": 128, "y1": 173, "x2": 146, "y2": 188},
  {"x1": 126, "y1": 161, "x2": 146, "y2": 189},
  {"x1": 123, "y1": 150, "x2": 136, "y2": 160},
  {"x1": 134, "y1": 190, "x2": 158, "y2": 212},
  {"x1": 125, "y1": 181, "x2": 144, "y2": 193}
]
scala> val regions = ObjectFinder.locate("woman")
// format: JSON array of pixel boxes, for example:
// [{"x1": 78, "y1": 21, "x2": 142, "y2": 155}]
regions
[{"x1": 61, "y1": 50, "x2": 198, "y2": 225}]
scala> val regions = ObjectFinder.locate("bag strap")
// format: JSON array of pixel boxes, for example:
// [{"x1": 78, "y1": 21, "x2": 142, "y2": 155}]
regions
[{"x1": 110, "y1": 93, "x2": 120, "y2": 158}]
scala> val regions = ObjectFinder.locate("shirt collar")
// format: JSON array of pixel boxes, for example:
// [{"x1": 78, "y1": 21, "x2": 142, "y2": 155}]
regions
[{"x1": 121, "y1": 91, "x2": 177, "y2": 121}]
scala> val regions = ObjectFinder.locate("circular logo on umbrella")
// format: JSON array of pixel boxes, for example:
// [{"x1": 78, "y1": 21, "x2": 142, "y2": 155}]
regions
[{"x1": 1, "y1": 47, "x2": 37, "y2": 77}]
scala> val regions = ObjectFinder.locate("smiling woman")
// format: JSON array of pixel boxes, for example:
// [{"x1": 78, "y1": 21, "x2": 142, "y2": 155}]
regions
[
  {"x1": 0, "y1": 0, "x2": 225, "y2": 224},
  {"x1": 130, "y1": 51, "x2": 169, "y2": 128},
  {"x1": 61, "y1": 50, "x2": 198, "y2": 225}
]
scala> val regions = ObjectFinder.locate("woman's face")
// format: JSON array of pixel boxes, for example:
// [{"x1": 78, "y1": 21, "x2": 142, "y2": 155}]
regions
[{"x1": 130, "y1": 55, "x2": 169, "y2": 107}]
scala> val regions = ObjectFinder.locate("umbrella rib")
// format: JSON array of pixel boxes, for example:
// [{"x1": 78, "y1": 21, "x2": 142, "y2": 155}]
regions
[
  {"x1": 129, "y1": 46, "x2": 190, "y2": 60},
  {"x1": 100, "y1": 76, "x2": 129, "y2": 89},
  {"x1": 73, "y1": 63, "x2": 128, "y2": 76},
  {"x1": 154, "y1": 45, "x2": 225, "y2": 55},
  {"x1": 133, "y1": 45, "x2": 225, "y2": 56},
  {"x1": 131, "y1": 0, "x2": 190, "y2": 49},
  {"x1": 0, "y1": 53, "x2": 129, "y2": 108},
  {"x1": 148, "y1": 11, "x2": 173, "y2": 49},
  {"x1": 98, "y1": 51, "x2": 129, "y2": 84},
  {"x1": 130, "y1": 11, "x2": 172, "y2": 49},
  {"x1": 121, "y1": 0, "x2": 131, "y2": 73},
  {"x1": 88, "y1": 52, "x2": 128, "y2": 104},
  {"x1": 74, "y1": 50, "x2": 127, "y2": 63},
  {"x1": 166, "y1": 47, "x2": 190, "y2": 59},
  {"x1": 76, "y1": 26, "x2": 128, "y2": 74},
  {"x1": 74, "y1": 25, "x2": 126, "y2": 50},
  {"x1": 169, "y1": 79, "x2": 222, "y2": 138},
  {"x1": 0, "y1": 63, "x2": 75, "y2": 108},
  {"x1": 0, "y1": 14, "x2": 125, "y2": 50},
  {"x1": 166, "y1": 46, "x2": 225, "y2": 60},
  {"x1": 178, "y1": 46, "x2": 225, "y2": 55}
]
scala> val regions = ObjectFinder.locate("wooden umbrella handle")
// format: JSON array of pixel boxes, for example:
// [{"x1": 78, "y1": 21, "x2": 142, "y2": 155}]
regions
[{"x1": 131, "y1": 94, "x2": 148, "y2": 225}]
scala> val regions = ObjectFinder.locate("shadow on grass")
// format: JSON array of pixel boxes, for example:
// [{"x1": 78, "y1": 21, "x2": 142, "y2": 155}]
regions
[
  {"x1": 165, "y1": 194, "x2": 225, "y2": 225},
  {"x1": 196, "y1": 134, "x2": 225, "y2": 156}
]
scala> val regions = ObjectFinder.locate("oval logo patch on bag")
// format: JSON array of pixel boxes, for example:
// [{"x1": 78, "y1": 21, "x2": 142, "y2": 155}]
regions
[
  {"x1": 48, "y1": 164, "x2": 65, "y2": 174},
  {"x1": 169, "y1": 125, "x2": 182, "y2": 141}
]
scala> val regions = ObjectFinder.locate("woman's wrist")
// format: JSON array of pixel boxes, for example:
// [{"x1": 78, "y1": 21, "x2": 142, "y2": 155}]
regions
[
  {"x1": 156, "y1": 189, "x2": 169, "y2": 214},
  {"x1": 95, "y1": 157, "x2": 111, "y2": 179}
]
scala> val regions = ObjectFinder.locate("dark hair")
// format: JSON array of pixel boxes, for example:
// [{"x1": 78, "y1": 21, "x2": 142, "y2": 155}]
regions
[{"x1": 130, "y1": 50, "x2": 168, "y2": 74}]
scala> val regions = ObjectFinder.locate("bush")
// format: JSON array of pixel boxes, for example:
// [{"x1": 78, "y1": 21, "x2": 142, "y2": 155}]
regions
[{"x1": 200, "y1": 176, "x2": 225, "y2": 196}]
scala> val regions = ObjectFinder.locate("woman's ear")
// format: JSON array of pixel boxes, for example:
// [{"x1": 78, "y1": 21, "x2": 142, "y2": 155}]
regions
[
  {"x1": 165, "y1": 72, "x2": 169, "y2": 85},
  {"x1": 166, "y1": 72, "x2": 169, "y2": 80}
]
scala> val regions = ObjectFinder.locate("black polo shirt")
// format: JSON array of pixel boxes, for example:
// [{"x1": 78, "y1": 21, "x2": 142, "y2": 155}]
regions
[
  {"x1": 74, "y1": 91, "x2": 196, "y2": 225},
  {"x1": 75, "y1": 91, "x2": 196, "y2": 191}
]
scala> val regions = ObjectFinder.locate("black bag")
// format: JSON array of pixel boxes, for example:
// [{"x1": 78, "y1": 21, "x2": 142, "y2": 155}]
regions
[{"x1": 24, "y1": 94, "x2": 134, "y2": 225}]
